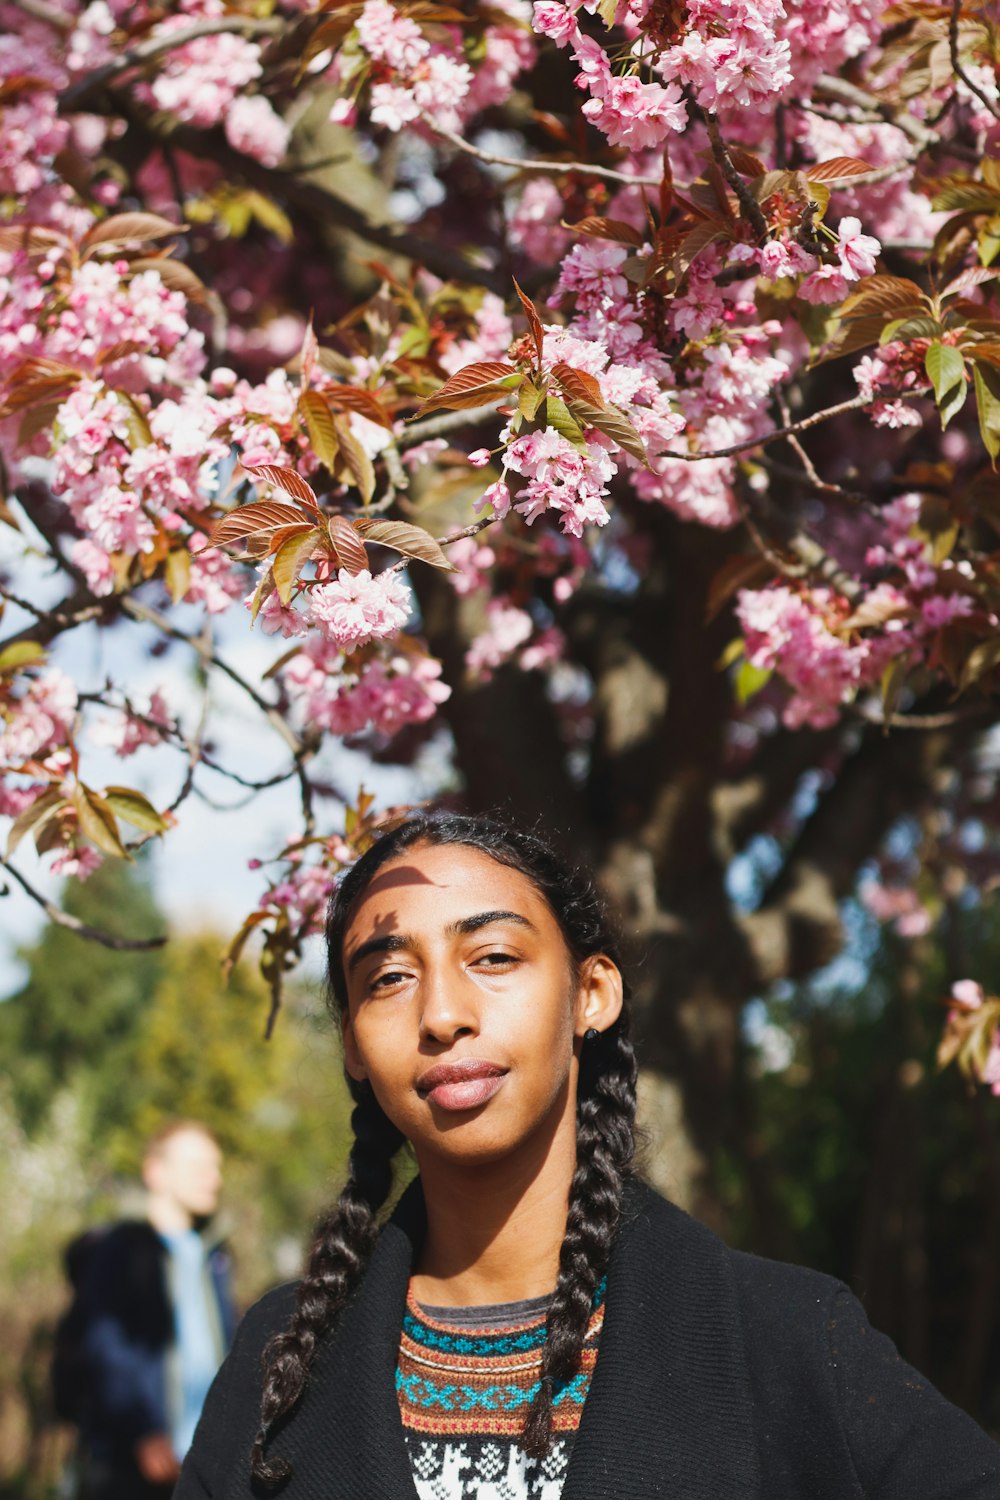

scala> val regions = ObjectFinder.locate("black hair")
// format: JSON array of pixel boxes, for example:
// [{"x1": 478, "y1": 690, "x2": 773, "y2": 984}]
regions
[{"x1": 251, "y1": 812, "x2": 638, "y2": 1484}]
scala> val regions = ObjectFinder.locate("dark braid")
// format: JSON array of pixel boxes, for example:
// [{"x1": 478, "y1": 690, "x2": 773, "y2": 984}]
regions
[
  {"x1": 251, "y1": 812, "x2": 638, "y2": 1481},
  {"x1": 250, "y1": 1082, "x2": 404, "y2": 1485},
  {"x1": 521, "y1": 1020, "x2": 637, "y2": 1455}
]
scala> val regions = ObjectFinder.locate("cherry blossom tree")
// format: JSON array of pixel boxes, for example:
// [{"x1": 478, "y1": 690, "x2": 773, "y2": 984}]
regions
[{"x1": 4, "y1": 0, "x2": 1000, "y2": 1200}]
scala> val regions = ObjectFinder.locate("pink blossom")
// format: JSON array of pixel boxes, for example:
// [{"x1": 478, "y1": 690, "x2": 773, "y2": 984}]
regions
[
  {"x1": 581, "y1": 74, "x2": 686, "y2": 151},
  {"x1": 468, "y1": 448, "x2": 493, "y2": 467},
  {"x1": 466, "y1": 601, "x2": 535, "y2": 678},
  {"x1": 798, "y1": 265, "x2": 851, "y2": 305},
  {"x1": 835, "y1": 216, "x2": 880, "y2": 280},
  {"x1": 952, "y1": 979, "x2": 985, "y2": 1010},
  {"x1": 0, "y1": 667, "x2": 77, "y2": 765},
  {"x1": 307, "y1": 568, "x2": 412, "y2": 651},
  {"x1": 357, "y1": 0, "x2": 429, "y2": 69},
  {"x1": 532, "y1": 2, "x2": 578, "y2": 46},
  {"x1": 50, "y1": 845, "x2": 103, "y2": 880},
  {"x1": 476, "y1": 479, "x2": 512, "y2": 518},
  {"x1": 921, "y1": 594, "x2": 974, "y2": 628},
  {"x1": 224, "y1": 95, "x2": 291, "y2": 167}
]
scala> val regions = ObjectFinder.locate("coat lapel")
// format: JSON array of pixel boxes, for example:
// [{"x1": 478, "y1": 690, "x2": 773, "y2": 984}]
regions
[
  {"x1": 564, "y1": 1179, "x2": 761, "y2": 1498},
  {"x1": 275, "y1": 1179, "x2": 760, "y2": 1500},
  {"x1": 270, "y1": 1186, "x2": 423, "y2": 1500}
]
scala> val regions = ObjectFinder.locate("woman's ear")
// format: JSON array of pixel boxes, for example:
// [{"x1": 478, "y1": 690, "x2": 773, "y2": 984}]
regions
[
  {"x1": 341, "y1": 1014, "x2": 368, "y2": 1082},
  {"x1": 574, "y1": 954, "x2": 624, "y2": 1040}
]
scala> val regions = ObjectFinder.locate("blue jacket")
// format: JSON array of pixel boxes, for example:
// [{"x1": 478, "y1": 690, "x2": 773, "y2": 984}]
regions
[{"x1": 79, "y1": 1220, "x2": 235, "y2": 1461}]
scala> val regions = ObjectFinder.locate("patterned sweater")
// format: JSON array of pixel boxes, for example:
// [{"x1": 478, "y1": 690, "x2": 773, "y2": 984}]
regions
[{"x1": 396, "y1": 1284, "x2": 604, "y2": 1500}]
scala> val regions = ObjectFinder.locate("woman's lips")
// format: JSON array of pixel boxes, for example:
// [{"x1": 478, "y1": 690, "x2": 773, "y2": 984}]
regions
[{"x1": 417, "y1": 1061, "x2": 507, "y2": 1112}]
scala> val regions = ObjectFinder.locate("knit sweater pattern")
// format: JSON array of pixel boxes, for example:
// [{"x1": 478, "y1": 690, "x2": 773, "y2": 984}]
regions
[{"x1": 397, "y1": 1287, "x2": 603, "y2": 1500}]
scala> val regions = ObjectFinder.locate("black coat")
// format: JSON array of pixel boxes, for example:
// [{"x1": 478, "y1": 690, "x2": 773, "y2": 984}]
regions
[{"x1": 176, "y1": 1179, "x2": 1000, "y2": 1499}]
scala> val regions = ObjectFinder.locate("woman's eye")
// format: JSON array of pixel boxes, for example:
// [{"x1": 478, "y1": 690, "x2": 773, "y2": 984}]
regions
[
  {"x1": 369, "y1": 969, "x2": 409, "y2": 992},
  {"x1": 476, "y1": 951, "x2": 518, "y2": 969}
]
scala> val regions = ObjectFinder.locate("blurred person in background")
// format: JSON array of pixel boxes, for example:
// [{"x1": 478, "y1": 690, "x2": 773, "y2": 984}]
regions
[{"x1": 67, "y1": 1120, "x2": 235, "y2": 1499}]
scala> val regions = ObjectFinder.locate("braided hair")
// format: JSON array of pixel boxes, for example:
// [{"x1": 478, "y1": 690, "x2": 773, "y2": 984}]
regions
[{"x1": 251, "y1": 813, "x2": 638, "y2": 1484}]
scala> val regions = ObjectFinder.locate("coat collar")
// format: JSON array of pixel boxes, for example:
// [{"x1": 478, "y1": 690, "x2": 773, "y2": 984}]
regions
[{"x1": 270, "y1": 1178, "x2": 760, "y2": 1499}]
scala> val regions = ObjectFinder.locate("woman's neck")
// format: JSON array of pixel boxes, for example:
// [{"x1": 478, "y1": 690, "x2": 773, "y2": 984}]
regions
[{"x1": 410, "y1": 1114, "x2": 576, "y2": 1307}]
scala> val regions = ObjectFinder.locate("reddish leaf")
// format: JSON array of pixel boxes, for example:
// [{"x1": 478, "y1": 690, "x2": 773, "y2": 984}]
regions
[
  {"x1": 332, "y1": 416, "x2": 376, "y2": 504},
  {"x1": 414, "y1": 360, "x2": 518, "y2": 416},
  {"x1": 839, "y1": 275, "x2": 927, "y2": 319},
  {"x1": 564, "y1": 216, "x2": 643, "y2": 246},
  {"x1": 0, "y1": 225, "x2": 63, "y2": 255},
  {"x1": 706, "y1": 555, "x2": 773, "y2": 623},
  {"x1": 354, "y1": 519, "x2": 455, "y2": 571},
  {"x1": 128, "y1": 256, "x2": 207, "y2": 302},
  {"x1": 943, "y1": 266, "x2": 998, "y2": 299},
  {"x1": 513, "y1": 278, "x2": 545, "y2": 367},
  {"x1": 242, "y1": 464, "x2": 320, "y2": 510},
  {"x1": 211, "y1": 501, "x2": 314, "y2": 547},
  {"x1": 328, "y1": 515, "x2": 370, "y2": 575},
  {"x1": 565, "y1": 397, "x2": 650, "y2": 466},
  {"x1": 727, "y1": 148, "x2": 768, "y2": 178},
  {"x1": 806, "y1": 156, "x2": 875, "y2": 182},
  {"x1": 553, "y1": 362, "x2": 606, "y2": 408},
  {"x1": 326, "y1": 384, "x2": 394, "y2": 428},
  {"x1": 83, "y1": 213, "x2": 183, "y2": 251},
  {"x1": 299, "y1": 390, "x2": 339, "y2": 471}
]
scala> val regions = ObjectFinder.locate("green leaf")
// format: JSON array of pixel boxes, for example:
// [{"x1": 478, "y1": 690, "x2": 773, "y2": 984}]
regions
[
  {"x1": 74, "y1": 786, "x2": 129, "y2": 859},
  {"x1": 518, "y1": 381, "x2": 546, "y2": 422},
  {"x1": 0, "y1": 640, "x2": 46, "y2": 674},
  {"x1": 565, "y1": 397, "x2": 650, "y2": 466},
  {"x1": 959, "y1": 635, "x2": 1000, "y2": 691},
  {"x1": 103, "y1": 786, "x2": 169, "y2": 835},
  {"x1": 273, "y1": 527, "x2": 321, "y2": 605},
  {"x1": 973, "y1": 360, "x2": 1000, "y2": 463},
  {"x1": 925, "y1": 342, "x2": 966, "y2": 428},
  {"x1": 980, "y1": 215, "x2": 1000, "y2": 268},
  {"x1": 735, "y1": 660, "x2": 772, "y2": 704},
  {"x1": 880, "y1": 315, "x2": 942, "y2": 344},
  {"x1": 6, "y1": 787, "x2": 65, "y2": 857},
  {"x1": 545, "y1": 395, "x2": 587, "y2": 448}
]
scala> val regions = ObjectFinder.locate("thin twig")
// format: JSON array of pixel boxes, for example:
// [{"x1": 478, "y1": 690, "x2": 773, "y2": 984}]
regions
[
  {"x1": 387, "y1": 514, "x2": 497, "y2": 573},
  {"x1": 399, "y1": 403, "x2": 504, "y2": 448},
  {"x1": 60, "y1": 18, "x2": 284, "y2": 113},
  {"x1": 851, "y1": 699, "x2": 993, "y2": 730},
  {"x1": 0, "y1": 856, "x2": 167, "y2": 950},
  {"x1": 7, "y1": 0, "x2": 72, "y2": 28},
  {"x1": 668, "y1": 393, "x2": 879, "y2": 463},
  {"x1": 699, "y1": 109, "x2": 769, "y2": 241},
  {"x1": 813, "y1": 75, "x2": 938, "y2": 148},
  {"x1": 119, "y1": 597, "x2": 317, "y2": 834},
  {"x1": 949, "y1": 0, "x2": 1000, "y2": 122},
  {"x1": 425, "y1": 119, "x2": 661, "y2": 189}
]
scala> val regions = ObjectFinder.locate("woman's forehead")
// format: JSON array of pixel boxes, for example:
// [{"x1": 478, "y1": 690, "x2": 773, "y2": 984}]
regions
[{"x1": 345, "y1": 843, "x2": 551, "y2": 932}]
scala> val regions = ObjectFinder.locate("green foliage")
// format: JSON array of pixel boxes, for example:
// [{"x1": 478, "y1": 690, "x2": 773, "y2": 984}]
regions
[{"x1": 0, "y1": 859, "x2": 165, "y2": 1138}]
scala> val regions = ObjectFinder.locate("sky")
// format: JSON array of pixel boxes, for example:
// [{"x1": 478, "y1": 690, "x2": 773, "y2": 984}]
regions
[{"x1": 0, "y1": 518, "x2": 439, "y2": 997}]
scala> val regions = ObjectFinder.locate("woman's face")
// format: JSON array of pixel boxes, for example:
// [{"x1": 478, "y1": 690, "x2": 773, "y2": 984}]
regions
[{"x1": 340, "y1": 841, "x2": 622, "y2": 1169}]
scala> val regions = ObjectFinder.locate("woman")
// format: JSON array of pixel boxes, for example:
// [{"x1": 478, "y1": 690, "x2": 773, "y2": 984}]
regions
[{"x1": 177, "y1": 813, "x2": 1000, "y2": 1499}]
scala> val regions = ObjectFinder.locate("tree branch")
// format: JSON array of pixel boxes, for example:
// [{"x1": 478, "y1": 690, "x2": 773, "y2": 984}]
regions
[
  {"x1": 58, "y1": 90, "x2": 508, "y2": 295},
  {"x1": 669, "y1": 392, "x2": 885, "y2": 462},
  {"x1": 425, "y1": 118, "x2": 662, "y2": 188},
  {"x1": 949, "y1": 0, "x2": 1000, "y2": 123},
  {"x1": 0, "y1": 856, "x2": 167, "y2": 950},
  {"x1": 698, "y1": 108, "x2": 769, "y2": 241},
  {"x1": 59, "y1": 17, "x2": 284, "y2": 113}
]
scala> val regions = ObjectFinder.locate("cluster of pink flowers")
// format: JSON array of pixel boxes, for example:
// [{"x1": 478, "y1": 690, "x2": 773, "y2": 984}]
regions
[
  {"x1": 859, "y1": 879, "x2": 933, "y2": 939},
  {"x1": 500, "y1": 428, "x2": 617, "y2": 537},
  {"x1": 282, "y1": 643, "x2": 450, "y2": 737},
  {"x1": 139, "y1": 1, "x2": 290, "y2": 166},
  {"x1": 305, "y1": 569, "x2": 413, "y2": 653},
  {"x1": 91, "y1": 691, "x2": 173, "y2": 757},
  {"x1": 0, "y1": 667, "x2": 77, "y2": 769}
]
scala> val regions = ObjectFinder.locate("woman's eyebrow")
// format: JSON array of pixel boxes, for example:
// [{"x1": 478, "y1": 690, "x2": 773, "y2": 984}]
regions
[
  {"x1": 447, "y1": 910, "x2": 536, "y2": 936},
  {"x1": 347, "y1": 932, "x2": 410, "y2": 973}
]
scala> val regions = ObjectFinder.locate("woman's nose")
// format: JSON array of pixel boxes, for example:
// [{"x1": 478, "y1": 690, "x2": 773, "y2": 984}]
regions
[{"x1": 418, "y1": 968, "x2": 478, "y2": 1042}]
